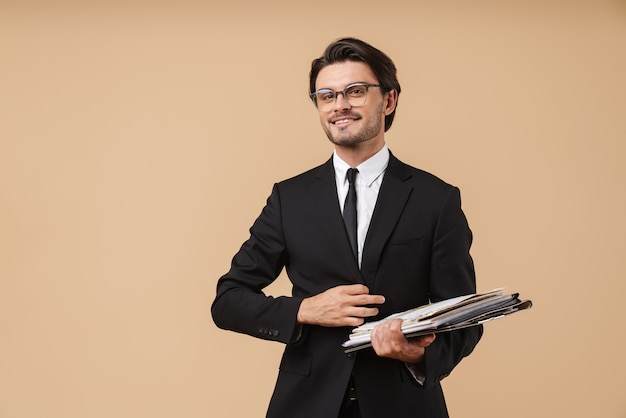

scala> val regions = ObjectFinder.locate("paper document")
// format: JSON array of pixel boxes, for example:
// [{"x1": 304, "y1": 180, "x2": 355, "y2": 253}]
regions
[{"x1": 342, "y1": 288, "x2": 532, "y2": 353}]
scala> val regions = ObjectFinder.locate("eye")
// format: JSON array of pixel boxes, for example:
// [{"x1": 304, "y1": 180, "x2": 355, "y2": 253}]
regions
[
  {"x1": 346, "y1": 86, "x2": 366, "y2": 97},
  {"x1": 317, "y1": 90, "x2": 334, "y2": 102}
]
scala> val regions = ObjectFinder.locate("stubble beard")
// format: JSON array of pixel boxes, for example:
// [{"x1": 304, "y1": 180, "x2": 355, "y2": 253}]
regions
[{"x1": 324, "y1": 103, "x2": 384, "y2": 148}]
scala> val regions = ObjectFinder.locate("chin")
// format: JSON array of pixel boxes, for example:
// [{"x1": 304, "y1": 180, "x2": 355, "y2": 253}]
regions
[{"x1": 329, "y1": 136, "x2": 366, "y2": 148}]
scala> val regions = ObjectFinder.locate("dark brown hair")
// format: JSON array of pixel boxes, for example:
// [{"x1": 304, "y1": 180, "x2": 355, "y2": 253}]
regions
[{"x1": 309, "y1": 37, "x2": 401, "y2": 132}]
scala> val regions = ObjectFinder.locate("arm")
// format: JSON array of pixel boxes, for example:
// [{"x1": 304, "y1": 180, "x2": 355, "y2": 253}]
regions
[
  {"x1": 211, "y1": 184, "x2": 302, "y2": 344},
  {"x1": 211, "y1": 184, "x2": 386, "y2": 343}
]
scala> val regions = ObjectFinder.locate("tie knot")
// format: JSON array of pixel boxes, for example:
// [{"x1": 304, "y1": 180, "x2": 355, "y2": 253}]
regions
[{"x1": 347, "y1": 168, "x2": 358, "y2": 185}]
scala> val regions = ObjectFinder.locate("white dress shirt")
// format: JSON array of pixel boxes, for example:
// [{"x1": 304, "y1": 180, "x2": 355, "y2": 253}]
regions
[{"x1": 333, "y1": 145, "x2": 389, "y2": 268}]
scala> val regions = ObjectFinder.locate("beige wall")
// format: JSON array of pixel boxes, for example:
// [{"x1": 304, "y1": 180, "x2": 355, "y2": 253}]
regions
[{"x1": 1, "y1": 1, "x2": 625, "y2": 417}]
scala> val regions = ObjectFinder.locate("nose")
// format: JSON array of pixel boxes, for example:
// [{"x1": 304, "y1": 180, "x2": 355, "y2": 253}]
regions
[{"x1": 333, "y1": 92, "x2": 352, "y2": 111}]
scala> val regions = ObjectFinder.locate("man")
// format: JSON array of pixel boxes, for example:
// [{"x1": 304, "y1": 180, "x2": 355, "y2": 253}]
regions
[{"x1": 211, "y1": 37, "x2": 482, "y2": 418}]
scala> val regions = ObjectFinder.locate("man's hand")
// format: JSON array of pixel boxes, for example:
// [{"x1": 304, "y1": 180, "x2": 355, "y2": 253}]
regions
[
  {"x1": 297, "y1": 284, "x2": 385, "y2": 327},
  {"x1": 370, "y1": 318, "x2": 436, "y2": 363}
]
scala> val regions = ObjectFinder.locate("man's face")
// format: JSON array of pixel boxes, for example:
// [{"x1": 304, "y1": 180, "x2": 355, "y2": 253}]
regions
[{"x1": 314, "y1": 61, "x2": 391, "y2": 149}]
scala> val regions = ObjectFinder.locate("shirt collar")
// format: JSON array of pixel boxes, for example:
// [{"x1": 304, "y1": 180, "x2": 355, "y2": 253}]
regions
[{"x1": 333, "y1": 145, "x2": 390, "y2": 186}]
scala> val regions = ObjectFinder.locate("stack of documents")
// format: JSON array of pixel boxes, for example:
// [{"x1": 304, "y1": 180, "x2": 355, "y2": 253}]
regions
[{"x1": 342, "y1": 288, "x2": 532, "y2": 353}]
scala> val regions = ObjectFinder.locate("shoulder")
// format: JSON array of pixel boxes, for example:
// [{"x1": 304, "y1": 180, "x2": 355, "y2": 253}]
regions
[
  {"x1": 388, "y1": 153, "x2": 457, "y2": 193},
  {"x1": 275, "y1": 157, "x2": 333, "y2": 190}
]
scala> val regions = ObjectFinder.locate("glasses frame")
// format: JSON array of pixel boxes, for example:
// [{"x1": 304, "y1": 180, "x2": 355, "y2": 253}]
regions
[{"x1": 310, "y1": 83, "x2": 382, "y2": 110}]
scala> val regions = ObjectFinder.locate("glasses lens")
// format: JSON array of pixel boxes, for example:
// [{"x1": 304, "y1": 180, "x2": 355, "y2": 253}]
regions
[
  {"x1": 315, "y1": 89, "x2": 335, "y2": 111},
  {"x1": 344, "y1": 84, "x2": 368, "y2": 107}
]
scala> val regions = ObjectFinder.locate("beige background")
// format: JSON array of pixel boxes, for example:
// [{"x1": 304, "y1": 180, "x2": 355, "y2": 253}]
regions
[{"x1": 1, "y1": 1, "x2": 625, "y2": 417}]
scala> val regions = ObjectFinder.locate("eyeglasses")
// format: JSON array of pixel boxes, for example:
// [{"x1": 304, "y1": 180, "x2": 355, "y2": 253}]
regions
[{"x1": 310, "y1": 83, "x2": 382, "y2": 111}]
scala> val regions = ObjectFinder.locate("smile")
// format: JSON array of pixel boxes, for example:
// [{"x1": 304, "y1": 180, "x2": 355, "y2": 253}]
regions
[{"x1": 332, "y1": 117, "x2": 357, "y2": 125}]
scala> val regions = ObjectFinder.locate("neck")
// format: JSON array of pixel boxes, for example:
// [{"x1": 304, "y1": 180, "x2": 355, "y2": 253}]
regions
[{"x1": 335, "y1": 141, "x2": 385, "y2": 168}]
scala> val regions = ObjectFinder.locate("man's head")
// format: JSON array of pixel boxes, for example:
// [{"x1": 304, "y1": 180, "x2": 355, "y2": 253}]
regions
[{"x1": 309, "y1": 38, "x2": 401, "y2": 132}]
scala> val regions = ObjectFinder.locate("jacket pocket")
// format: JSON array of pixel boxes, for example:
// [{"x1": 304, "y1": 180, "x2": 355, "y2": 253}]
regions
[{"x1": 279, "y1": 349, "x2": 312, "y2": 377}]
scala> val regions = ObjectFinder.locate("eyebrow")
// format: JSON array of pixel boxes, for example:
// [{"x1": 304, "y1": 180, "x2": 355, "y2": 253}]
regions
[{"x1": 315, "y1": 81, "x2": 371, "y2": 91}]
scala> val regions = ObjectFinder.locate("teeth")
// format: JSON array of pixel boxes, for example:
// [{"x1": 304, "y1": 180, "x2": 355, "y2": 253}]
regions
[{"x1": 334, "y1": 119, "x2": 352, "y2": 125}]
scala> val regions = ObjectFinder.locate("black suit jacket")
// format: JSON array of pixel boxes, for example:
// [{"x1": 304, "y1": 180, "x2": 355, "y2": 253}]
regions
[{"x1": 212, "y1": 153, "x2": 482, "y2": 418}]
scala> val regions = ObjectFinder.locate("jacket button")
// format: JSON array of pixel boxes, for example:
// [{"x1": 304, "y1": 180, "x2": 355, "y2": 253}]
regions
[{"x1": 347, "y1": 352, "x2": 355, "y2": 359}]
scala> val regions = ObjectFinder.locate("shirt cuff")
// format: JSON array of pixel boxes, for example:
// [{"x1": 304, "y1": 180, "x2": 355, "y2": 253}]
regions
[{"x1": 404, "y1": 362, "x2": 426, "y2": 385}]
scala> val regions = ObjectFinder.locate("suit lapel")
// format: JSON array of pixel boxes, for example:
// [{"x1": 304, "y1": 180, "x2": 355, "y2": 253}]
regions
[
  {"x1": 361, "y1": 154, "x2": 413, "y2": 288},
  {"x1": 309, "y1": 158, "x2": 364, "y2": 283}
]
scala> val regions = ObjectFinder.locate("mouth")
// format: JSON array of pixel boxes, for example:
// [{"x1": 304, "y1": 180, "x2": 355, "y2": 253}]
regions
[{"x1": 331, "y1": 116, "x2": 359, "y2": 126}]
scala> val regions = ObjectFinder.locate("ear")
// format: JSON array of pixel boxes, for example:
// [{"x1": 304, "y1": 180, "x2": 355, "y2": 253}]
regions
[{"x1": 383, "y1": 89, "x2": 398, "y2": 116}]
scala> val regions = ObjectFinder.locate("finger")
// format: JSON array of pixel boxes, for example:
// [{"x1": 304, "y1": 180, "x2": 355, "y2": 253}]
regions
[
  {"x1": 342, "y1": 284, "x2": 371, "y2": 295},
  {"x1": 352, "y1": 294, "x2": 385, "y2": 306},
  {"x1": 372, "y1": 319, "x2": 403, "y2": 336},
  {"x1": 373, "y1": 320, "x2": 404, "y2": 341},
  {"x1": 388, "y1": 318, "x2": 404, "y2": 331},
  {"x1": 416, "y1": 333, "x2": 435, "y2": 342},
  {"x1": 410, "y1": 333, "x2": 436, "y2": 347},
  {"x1": 350, "y1": 306, "x2": 380, "y2": 318},
  {"x1": 421, "y1": 333, "x2": 436, "y2": 345},
  {"x1": 371, "y1": 325, "x2": 403, "y2": 354},
  {"x1": 342, "y1": 316, "x2": 366, "y2": 327}
]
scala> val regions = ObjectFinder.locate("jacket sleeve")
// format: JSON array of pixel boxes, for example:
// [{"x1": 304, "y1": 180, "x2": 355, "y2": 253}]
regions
[
  {"x1": 421, "y1": 186, "x2": 483, "y2": 387},
  {"x1": 211, "y1": 183, "x2": 304, "y2": 344}
]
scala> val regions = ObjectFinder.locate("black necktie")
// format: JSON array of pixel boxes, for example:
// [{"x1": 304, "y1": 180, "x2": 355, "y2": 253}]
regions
[{"x1": 343, "y1": 168, "x2": 358, "y2": 262}]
